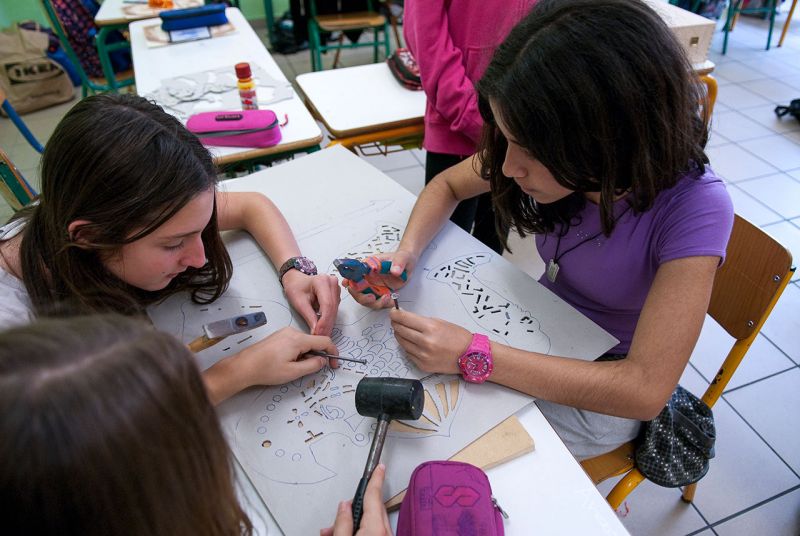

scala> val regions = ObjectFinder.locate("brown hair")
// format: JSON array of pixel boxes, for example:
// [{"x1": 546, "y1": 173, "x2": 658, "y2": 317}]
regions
[
  {"x1": 0, "y1": 315, "x2": 252, "y2": 536},
  {"x1": 14, "y1": 94, "x2": 232, "y2": 317},
  {"x1": 475, "y1": 0, "x2": 708, "y2": 244}
]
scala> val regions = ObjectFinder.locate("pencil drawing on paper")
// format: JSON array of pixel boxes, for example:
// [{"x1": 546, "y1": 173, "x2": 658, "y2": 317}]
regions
[
  {"x1": 428, "y1": 253, "x2": 552, "y2": 354},
  {"x1": 225, "y1": 223, "x2": 553, "y2": 486},
  {"x1": 232, "y1": 306, "x2": 464, "y2": 486}
]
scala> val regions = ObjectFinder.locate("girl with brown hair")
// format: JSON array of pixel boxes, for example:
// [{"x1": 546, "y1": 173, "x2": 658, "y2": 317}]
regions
[
  {"x1": 0, "y1": 315, "x2": 391, "y2": 535},
  {"x1": 0, "y1": 94, "x2": 341, "y2": 404},
  {"x1": 348, "y1": 0, "x2": 734, "y2": 459}
]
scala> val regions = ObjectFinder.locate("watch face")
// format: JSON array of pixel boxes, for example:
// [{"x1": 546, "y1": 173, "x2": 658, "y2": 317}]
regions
[
  {"x1": 294, "y1": 257, "x2": 318, "y2": 275},
  {"x1": 461, "y1": 351, "x2": 490, "y2": 378}
]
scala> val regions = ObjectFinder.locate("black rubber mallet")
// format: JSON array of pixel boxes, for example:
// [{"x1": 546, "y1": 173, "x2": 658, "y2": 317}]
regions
[{"x1": 351, "y1": 377, "x2": 424, "y2": 531}]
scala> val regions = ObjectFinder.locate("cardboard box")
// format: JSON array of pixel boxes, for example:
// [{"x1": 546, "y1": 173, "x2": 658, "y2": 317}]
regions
[{"x1": 644, "y1": 0, "x2": 716, "y2": 65}]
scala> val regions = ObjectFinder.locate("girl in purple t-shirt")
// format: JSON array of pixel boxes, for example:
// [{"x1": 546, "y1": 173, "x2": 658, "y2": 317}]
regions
[{"x1": 348, "y1": 0, "x2": 734, "y2": 459}]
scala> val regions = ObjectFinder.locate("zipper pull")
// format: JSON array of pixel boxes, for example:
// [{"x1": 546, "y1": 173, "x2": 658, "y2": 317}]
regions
[{"x1": 492, "y1": 496, "x2": 509, "y2": 519}]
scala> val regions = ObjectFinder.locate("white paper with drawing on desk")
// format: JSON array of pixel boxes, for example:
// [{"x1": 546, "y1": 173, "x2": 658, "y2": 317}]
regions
[{"x1": 147, "y1": 146, "x2": 618, "y2": 535}]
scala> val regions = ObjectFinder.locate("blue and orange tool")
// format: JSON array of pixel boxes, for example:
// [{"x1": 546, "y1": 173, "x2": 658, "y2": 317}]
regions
[{"x1": 333, "y1": 257, "x2": 408, "y2": 308}]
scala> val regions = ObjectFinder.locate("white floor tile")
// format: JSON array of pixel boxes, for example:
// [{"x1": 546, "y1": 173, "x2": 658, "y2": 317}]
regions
[
  {"x1": 597, "y1": 477, "x2": 708, "y2": 536},
  {"x1": 707, "y1": 143, "x2": 779, "y2": 182},
  {"x1": 0, "y1": 202, "x2": 13, "y2": 224},
  {"x1": 687, "y1": 395, "x2": 798, "y2": 524},
  {"x1": 359, "y1": 150, "x2": 420, "y2": 172},
  {"x1": 706, "y1": 131, "x2": 731, "y2": 148},
  {"x1": 716, "y1": 84, "x2": 773, "y2": 109},
  {"x1": 724, "y1": 368, "x2": 800, "y2": 475},
  {"x1": 738, "y1": 56, "x2": 800, "y2": 79},
  {"x1": 761, "y1": 283, "x2": 800, "y2": 363},
  {"x1": 736, "y1": 173, "x2": 800, "y2": 218},
  {"x1": 726, "y1": 183, "x2": 785, "y2": 225},
  {"x1": 0, "y1": 119, "x2": 26, "y2": 147},
  {"x1": 711, "y1": 110, "x2": 776, "y2": 141},
  {"x1": 737, "y1": 134, "x2": 800, "y2": 171},
  {"x1": 409, "y1": 148, "x2": 426, "y2": 167},
  {"x1": 714, "y1": 487, "x2": 800, "y2": 536},
  {"x1": 739, "y1": 78, "x2": 800, "y2": 103},
  {"x1": 383, "y1": 165, "x2": 425, "y2": 197},
  {"x1": 738, "y1": 103, "x2": 800, "y2": 135},
  {"x1": 690, "y1": 317, "x2": 795, "y2": 391},
  {"x1": 760, "y1": 221, "x2": 800, "y2": 282},
  {"x1": 713, "y1": 61, "x2": 770, "y2": 83}
]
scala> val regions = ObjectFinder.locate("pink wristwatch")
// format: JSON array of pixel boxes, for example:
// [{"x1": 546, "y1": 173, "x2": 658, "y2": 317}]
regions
[{"x1": 457, "y1": 333, "x2": 493, "y2": 384}]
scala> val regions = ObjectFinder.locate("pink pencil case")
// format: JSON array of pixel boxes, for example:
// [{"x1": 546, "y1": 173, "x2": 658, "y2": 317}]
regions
[
  {"x1": 186, "y1": 110, "x2": 282, "y2": 148},
  {"x1": 397, "y1": 460, "x2": 507, "y2": 535}
]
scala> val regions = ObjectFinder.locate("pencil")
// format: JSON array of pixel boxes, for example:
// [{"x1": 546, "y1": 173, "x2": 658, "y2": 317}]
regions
[{"x1": 309, "y1": 350, "x2": 367, "y2": 365}]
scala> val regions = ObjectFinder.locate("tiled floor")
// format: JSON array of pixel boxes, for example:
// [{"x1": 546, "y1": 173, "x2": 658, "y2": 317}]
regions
[{"x1": 1, "y1": 7, "x2": 799, "y2": 536}]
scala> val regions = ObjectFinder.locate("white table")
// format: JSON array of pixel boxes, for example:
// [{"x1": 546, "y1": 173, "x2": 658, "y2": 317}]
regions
[
  {"x1": 296, "y1": 63, "x2": 425, "y2": 151},
  {"x1": 196, "y1": 146, "x2": 629, "y2": 535},
  {"x1": 129, "y1": 8, "x2": 323, "y2": 166}
]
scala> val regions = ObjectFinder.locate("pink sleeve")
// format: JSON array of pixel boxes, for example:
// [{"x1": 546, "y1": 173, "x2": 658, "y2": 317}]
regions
[{"x1": 403, "y1": 0, "x2": 483, "y2": 144}]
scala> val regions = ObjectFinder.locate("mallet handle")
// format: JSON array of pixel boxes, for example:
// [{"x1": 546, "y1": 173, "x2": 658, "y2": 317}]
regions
[{"x1": 352, "y1": 417, "x2": 389, "y2": 531}]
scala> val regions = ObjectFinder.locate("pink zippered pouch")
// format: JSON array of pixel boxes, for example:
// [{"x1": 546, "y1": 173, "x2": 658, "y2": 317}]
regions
[
  {"x1": 186, "y1": 110, "x2": 282, "y2": 148},
  {"x1": 397, "y1": 461, "x2": 507, "y2": 535}
]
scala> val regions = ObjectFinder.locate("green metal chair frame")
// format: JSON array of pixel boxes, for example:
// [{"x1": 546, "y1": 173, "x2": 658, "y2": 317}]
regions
[
  {"x1": 722, "y1": 0, "x2": 781, "y2": 54},
  {"x1": 40, "y1": 0, "x2": 135, "y2": 96},
  {"x1": 307, "y1": 0, "x2": 391, "y2": 71}
]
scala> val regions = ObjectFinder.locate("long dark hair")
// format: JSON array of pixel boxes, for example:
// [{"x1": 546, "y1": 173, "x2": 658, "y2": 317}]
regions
[
  {"x1": 476, "y1": 0, "x2": 709, "y2": 244},
  {"x1": 0, "y1": 315, "x2": 252, "y2": 535},
  {"x1": 14, "y1": 94, "x2": 232, "y2": 316}
]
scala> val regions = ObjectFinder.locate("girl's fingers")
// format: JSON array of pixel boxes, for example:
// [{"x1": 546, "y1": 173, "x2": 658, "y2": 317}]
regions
[{"x1": 390, "y1": 317, "x2": 427, "y2": 347}]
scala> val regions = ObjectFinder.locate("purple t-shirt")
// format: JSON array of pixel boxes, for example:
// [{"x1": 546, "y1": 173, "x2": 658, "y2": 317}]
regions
[{"x1": 536, "y1": 168, "x2": 734, "y2": 353}]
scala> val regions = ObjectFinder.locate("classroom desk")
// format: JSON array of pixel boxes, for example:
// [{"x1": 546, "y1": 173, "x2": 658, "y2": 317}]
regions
[
  {"x1": 94, "y1": 0, "x2": 203, "y2": 91},
  {"x1": 153, "y1": 146, "x2": 628, "y2": 535},
  {"x1": 129, "y1": 8, "x2": 323, "y2": 167},
  {"x1": 296, "y1": 63, "x2": 425, "y2": 153}
]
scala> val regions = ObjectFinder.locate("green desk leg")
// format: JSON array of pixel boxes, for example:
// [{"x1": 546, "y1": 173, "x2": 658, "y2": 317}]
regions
[
  {"x1": 96, "y1": 24, "x2": 127, "y2": 92},
  {"x1": 263, "y1": 0, "x2": 276, "y2": 47}
]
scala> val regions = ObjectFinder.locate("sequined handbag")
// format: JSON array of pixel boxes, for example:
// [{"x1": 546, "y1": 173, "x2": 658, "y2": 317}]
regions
[{"x1": 634, "y1": 385, "x2": 716, "y2": 488}]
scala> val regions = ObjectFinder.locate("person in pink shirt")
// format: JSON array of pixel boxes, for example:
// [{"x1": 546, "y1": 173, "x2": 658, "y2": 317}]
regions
[{"x1": 403, "y1": 0, "x2": 536, "y2": 254}]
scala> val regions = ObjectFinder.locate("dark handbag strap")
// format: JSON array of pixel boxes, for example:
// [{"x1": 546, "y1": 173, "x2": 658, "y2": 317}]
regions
[
  {"x1": 775, "y1": 98, "x2": 800, "y2": 119},
  {"x1": 672, "y1": 407, "x2": 715, "y2": 451}
]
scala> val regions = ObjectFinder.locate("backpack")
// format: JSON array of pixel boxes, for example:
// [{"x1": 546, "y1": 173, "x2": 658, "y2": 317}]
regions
[{"x1": 49, "y1": 0, "x2": 131, "y2": 78}]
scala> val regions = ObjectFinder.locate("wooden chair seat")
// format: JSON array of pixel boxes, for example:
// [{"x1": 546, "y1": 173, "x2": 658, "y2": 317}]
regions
[
  {"x1": 317, "y1": 12, "x2": 387, "y2": 32},
  {"x1": 580, "y1": 442, "x2": 635, "y2": 485}
]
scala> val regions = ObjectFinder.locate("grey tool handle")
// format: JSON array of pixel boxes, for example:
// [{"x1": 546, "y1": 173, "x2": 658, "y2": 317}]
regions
[{"x1": 352, "y1": 417, "x2": 389, "y2": 532}]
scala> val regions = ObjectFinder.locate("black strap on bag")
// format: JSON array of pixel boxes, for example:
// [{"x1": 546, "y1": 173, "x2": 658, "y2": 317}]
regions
[{"x1": 775, "y1": 98, "x2": 800, "y2": 122}]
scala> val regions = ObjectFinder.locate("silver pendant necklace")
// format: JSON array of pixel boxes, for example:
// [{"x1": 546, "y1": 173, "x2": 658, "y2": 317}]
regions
[{"x1": 546, "y1": 204, "x2": 632, "y2": 283}]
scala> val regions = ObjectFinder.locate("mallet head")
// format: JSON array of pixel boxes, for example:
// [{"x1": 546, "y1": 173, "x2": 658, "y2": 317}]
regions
[{"x1": 355, "y1": 377, "x2": 424, "y2": 421}]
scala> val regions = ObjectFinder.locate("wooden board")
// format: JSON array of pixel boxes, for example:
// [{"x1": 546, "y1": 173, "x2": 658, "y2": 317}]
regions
[{"x1": 385, "y1": 415, "x2": 535, "y2": 510}]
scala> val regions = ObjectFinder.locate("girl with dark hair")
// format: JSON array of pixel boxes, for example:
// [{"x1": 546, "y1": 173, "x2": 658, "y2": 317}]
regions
[
  {"x1": 0, "y1": 315, "x2": 392, "y2": 536},
  {"x1": 349, "y1": 0, "x2": 734, "y2": 458},
  {"x1": 0, "y1": 94, "x2": 341, "y2": 404}
]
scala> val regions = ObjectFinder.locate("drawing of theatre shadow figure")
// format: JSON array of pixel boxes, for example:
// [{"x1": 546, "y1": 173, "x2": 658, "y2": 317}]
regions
[
  {"x1": 427, "y1": 253, "x2": 551, "y2": 354},
  {"x1": 234, "y1": 371, "x2": 466, "y2": 485}
]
